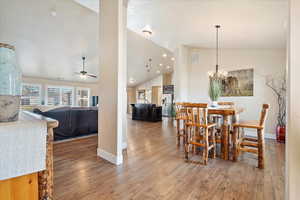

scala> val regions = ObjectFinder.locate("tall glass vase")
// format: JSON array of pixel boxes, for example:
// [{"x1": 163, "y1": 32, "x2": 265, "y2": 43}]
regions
[{"x1": 0, "y1": 43, "x2": 22, "y2": 122}]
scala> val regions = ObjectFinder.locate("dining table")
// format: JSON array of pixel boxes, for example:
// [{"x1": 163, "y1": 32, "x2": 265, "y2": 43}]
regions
[{"x1": 208, "y1": 106, "x2": 245, "y2": 160}]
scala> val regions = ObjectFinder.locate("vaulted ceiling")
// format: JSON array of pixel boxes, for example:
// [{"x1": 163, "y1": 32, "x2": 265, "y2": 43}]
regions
[
  {"x1": 1, "y1": 0, "x2": 288, "y2": 86},
  {"x1": 76, "y1": 0, "x2": 288, "y2": 51},
  {"x1": 130, "y1": 0, "x2": 288, "y2": 50}
]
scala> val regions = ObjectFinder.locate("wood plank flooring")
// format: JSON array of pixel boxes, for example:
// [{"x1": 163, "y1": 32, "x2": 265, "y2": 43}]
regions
[{"x1": 54, "y1": 118, "x2": 285, "y2": 200}]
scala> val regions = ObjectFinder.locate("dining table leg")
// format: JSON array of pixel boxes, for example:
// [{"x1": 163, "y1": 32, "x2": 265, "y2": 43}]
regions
[{"x1": 222, "y1": 115, "x2": 230, "y2": 160}]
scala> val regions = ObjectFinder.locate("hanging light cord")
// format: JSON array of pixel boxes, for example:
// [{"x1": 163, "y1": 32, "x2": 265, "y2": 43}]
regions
[{"x1": 216, "y1": 25, "x2": 220, "y2": 74}]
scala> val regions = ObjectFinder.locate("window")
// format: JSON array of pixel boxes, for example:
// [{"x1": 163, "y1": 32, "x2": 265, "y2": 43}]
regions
[
  {"x1": 62, "y1": 88, "x2": 73, "y2": 106},
  {"x1": 21, "y1": 83, "x2": 41, "y2": 105},
  {"x1": 76, "y1": 88, "x2": 90, "y2": 107},
  {"x1": 46, "y1": 86, "x2": 74, "y2": 106}
]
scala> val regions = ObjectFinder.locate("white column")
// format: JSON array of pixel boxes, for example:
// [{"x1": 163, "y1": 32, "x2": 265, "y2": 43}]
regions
[
  {"x1": 287, "y1": 0, "x2": 300, "y2": 198},
  {"x1": 97, "y1": 0, "x2": 127, "y2": 165},
  {"x1": 173, "y1": 45, "x2": 189, "y2": 102}
]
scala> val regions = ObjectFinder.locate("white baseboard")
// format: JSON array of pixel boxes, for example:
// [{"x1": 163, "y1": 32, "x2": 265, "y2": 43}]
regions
[
  {"x1": 245, "y1": 130, "x2": 276, "y2": 140},
  {"x1": 97, "y1": 148, "x2": 123, "y2": 165}
]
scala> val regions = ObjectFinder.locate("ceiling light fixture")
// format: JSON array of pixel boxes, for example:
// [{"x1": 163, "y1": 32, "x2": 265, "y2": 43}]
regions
[
  {"x1": 50, "y1": 8, "x2": 57, "y2": 17},
  {"x1": 171, "y1": 57, "x2": 175, "y2": 61},
  {"x1": 145, "y1": 58, "x2": 152, "y2": 72},
  {"x1": 166, "y1": 66, "x2": 171, "y2": 69},
  {"x1": 159, "y1": 63, "x2": 163, "y2": 67},
  {"x1": 79, "y1": 73, "x2": 87, "y2": 80},
  {"x1": 142, "y1": 25, "x2": 153, "y2": 37},
  {"x1": 156, "y1": 70, "x2": 161, "y2": 74},
  {"x1": 129, "y1": 77, "x2": 135, "y2": 84},
  {"x1": 162, "y1": 53, "x2": 167, "y2": 58}
]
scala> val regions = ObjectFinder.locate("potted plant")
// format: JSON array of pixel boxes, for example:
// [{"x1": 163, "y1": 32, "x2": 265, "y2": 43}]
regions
[
  {"x1": 266, "y1": 74, "x2": 286, "y2": 143},
  {"x1": 209, "y1": 78, "x2": 222, "y2": 107}
]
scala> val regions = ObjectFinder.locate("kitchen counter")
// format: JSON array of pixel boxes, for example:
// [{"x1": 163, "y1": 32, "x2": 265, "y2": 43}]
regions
[{"x1": 0, "y1": 111, "x2": 58, "y2": 200}]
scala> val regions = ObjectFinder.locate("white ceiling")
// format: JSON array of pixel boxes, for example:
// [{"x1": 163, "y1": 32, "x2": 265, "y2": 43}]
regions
[
  {"x1": 77, "y1": 0, "x2": 288, "y2": 51},
  {"x1": 129, "y1": 0, "x2": 288, "y2": 50},
  {"x1": 1, "y1": 0, "x2": 288, "y2": 86}
]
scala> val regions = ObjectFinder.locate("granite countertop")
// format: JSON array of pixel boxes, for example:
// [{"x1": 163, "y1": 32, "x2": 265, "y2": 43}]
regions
[{"x1": 0, "y1": 111, "x2": 55, "y2": 181}]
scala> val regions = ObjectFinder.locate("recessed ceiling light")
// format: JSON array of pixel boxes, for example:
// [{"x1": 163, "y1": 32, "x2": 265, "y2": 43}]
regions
[
  {"x1": 166, "y1": 66, "x2": 171, "y2": 69},
  {"x1": 129, "y1": 77, "x2": 135, "y2": 83},
  {"x1": 171, "y1": 57, "x2": 175, "y2": 61},
  {"x1": 142, "y1": 25, "x2": 153, "y2": 37},
  {"x1": 156, "y1": 70, "x2": 161, "y2": 74},
  {"x1": 50, "y1": 8, "x2": 57, "y2": 17},
  {"x1": 162, "y1": 53, "x2": 167, "y2": 58},
  {"x1": 159, "y1": 63, "x2": 163, "y2": 67}
]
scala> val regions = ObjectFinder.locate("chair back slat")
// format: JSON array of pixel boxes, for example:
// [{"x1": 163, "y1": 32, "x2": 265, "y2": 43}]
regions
[
  {"x1": 175, "y1": 102, "x2": 187, "y2": 119},
  {"x1": 184, "y1": 103, "x2": 208, "y2": 125},
  {"x1": 259, "y1": 104, "x2": 270, "y2": 127}
]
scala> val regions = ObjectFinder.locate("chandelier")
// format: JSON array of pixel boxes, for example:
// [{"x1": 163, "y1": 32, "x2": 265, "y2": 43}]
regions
[
  {"x1": 207, "y1": 25, "x2": 228, "y2": 79},
  {"x1": 145, "y1": 58, "x2": 152, "y2": 72}
]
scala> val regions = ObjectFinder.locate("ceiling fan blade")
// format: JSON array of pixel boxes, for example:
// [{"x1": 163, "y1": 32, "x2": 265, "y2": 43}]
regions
[{"x1": 87, "y1": 74, "x2": 97, "y2": 78}]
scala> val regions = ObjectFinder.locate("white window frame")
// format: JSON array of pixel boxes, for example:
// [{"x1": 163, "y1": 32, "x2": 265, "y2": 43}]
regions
[
  {"x1": 45, "y1": 85, "x2": 75, "y2": 106},
  {"x1": 21, "y1": 83, "x2": 42, "y2": 105},
  {"x1": 75, "y1": 87, "x2": 91, "y2": 107}
]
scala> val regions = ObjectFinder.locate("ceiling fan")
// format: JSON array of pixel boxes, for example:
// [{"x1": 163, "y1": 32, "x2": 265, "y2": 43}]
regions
[{"x1": 75, "y1": 56, "x2": 97, "y2": 79}]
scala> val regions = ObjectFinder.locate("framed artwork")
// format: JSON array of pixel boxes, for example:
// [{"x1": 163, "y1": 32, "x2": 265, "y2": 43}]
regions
[
  {"x1": 221, "y1": 68, "x2": 254, "y2": 97},
  {"x1": 137, "y1": 90, "x2": 146, "y2": 100}
]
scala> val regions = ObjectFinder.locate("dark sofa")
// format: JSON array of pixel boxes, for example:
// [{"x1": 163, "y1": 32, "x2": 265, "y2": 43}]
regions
[
  {"x1": 33, "y1": 107, "x2": 98, "y2": 141},
  {"x1": 131, "y1": 104, "x2": 162, "y2": 122}
]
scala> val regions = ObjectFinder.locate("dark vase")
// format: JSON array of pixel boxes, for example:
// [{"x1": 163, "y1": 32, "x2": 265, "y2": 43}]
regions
[{"x1": 276, "y1": 125, "x2": 286, "y2": 143}]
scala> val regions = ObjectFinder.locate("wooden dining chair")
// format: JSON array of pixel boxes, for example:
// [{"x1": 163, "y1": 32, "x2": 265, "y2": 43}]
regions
[
  {"x1": 175, "y1": 102, "x2": 188, "y2": 146},
  {"x1": 232, "y1": 104, "x2": 270, "y2": 169},
  {"x1": 185, "y1": 103, "x2": 217, "y2": 165}
]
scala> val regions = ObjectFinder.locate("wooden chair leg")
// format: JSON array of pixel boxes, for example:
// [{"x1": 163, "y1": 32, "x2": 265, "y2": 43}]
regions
[
  {"x1": 203, "y1": 128, "x2": 209, "y2": 165},
  {"x1": 257, "y1": 129, "x2": 265, "y2": 169},
  {"x1": 185, "y1": 143, "x2": 189, "y2": 160},
  {"x1": 183, "y1": 123, "x2": 186, "y2": 145},
  {"x1": 232, "y1": 126, "x2": 238, "y2": 161},
  {"x1": 185, "y1": 127, "x2": 190, "y2": 161},
  {"x1": 177, "y1": 120, "x2": 180, "y2": 146},
  {"x1": 211, "y1": 127, "x2": 216, "y2": 159}
]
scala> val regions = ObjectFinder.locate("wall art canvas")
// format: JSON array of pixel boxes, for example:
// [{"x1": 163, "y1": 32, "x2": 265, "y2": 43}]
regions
[
  {"x1": 137, "y1": 90, "x2": 146, "y2": 100},
  {"x1": 221, "y1": 68, "x2": 254, "y2": 97}
]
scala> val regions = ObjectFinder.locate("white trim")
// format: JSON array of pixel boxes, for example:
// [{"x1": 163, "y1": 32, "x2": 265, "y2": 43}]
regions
[
  {"x1": 245, "y1": 130, "x2": 276, "y2": 140},
  {"x1": 97, "y1": 148, "x2": 123, "y2": 165}
]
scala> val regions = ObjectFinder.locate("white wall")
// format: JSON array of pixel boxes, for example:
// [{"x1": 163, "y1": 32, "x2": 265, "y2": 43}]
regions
[
  {"x1": 287, "y1": 0, "x2": 300, "y2": 198},
  {"x1": 176, "y1": 47, "x2": 286, "y2": 134},
  {"x1": 174, "y1": 45, "x2": 189, "y2": 101}
]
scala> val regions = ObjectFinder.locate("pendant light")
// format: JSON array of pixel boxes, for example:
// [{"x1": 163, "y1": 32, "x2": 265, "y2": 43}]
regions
[{"x1": 208, "y1": 25, "x2": 227, "y2": 79}]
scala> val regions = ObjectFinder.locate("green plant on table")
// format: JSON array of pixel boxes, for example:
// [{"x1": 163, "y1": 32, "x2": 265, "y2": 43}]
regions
[{"x1": 209, "y1": 78, "x2": 222, "y2": 102}]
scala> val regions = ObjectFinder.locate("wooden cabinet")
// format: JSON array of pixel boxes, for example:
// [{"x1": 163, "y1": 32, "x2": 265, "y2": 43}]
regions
[
  {"x1": 0, "y1": 173, "x2": 38, "y2": 200},
  {"x1": 0, "y1": 111, "x2": 58, "y2": 200}
]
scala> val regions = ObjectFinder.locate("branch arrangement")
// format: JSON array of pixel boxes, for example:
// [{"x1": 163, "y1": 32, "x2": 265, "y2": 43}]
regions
[{"x1": 265, "y1": 74, "x2": 286, "y2": 127}]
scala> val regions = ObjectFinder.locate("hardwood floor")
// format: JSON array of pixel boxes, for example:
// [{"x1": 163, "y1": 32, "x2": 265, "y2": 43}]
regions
[{"x1": 54, "y1": 118, "x2": 285, "y2": 200}]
